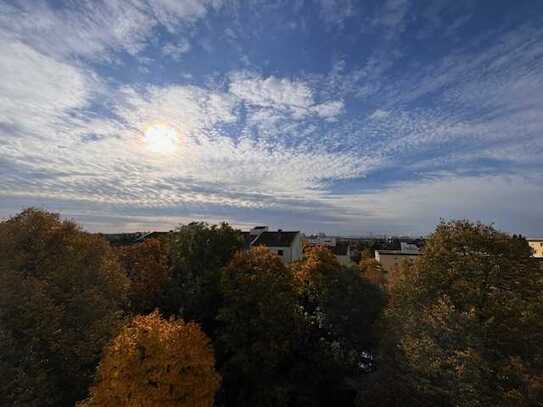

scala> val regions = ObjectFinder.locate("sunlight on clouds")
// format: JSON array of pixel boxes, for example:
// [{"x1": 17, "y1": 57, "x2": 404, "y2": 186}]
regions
[{"x1": 143, "y1": 124, "x2": 179, "y2": 154}]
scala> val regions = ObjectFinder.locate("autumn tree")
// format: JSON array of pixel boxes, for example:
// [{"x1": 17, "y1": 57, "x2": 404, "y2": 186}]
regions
[
  {"x1": 359, "y1": 256, "x2": 386, "y2": 289},
  {"x1": 116, "y1": 238, "x2": 171, "y2": 314},
  {"x1": 0, "y1": 209, "x2": 129, "y2": 407},
  {"x1": 163, "y1": 222, "x2": 243, "y2": 332},
  {"x1": 298, "y1": 246, "x2": 383, "y2": 352},
  {"x1": 370, "y1": 220, "x2": 543, "y2": 407},
  {"x1": 217, "y1": 247, "x2": 301, "y2": 406},
  {"x1": 81, "y1": 311, "x2": 220, "y2": 407},
  {"x1": 294, "y1": 246, "x2": 384, "y2": 405}
]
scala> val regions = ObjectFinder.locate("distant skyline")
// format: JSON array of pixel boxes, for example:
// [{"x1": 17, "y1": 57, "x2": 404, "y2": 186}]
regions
[{"x1": 1, "y1": 0, "x2": 543, "y2": 235}]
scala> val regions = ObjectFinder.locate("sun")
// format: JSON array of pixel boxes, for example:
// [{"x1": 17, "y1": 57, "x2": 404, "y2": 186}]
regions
[{"x1": 143, "y1": 124, "x2": 179, "y2": 154}]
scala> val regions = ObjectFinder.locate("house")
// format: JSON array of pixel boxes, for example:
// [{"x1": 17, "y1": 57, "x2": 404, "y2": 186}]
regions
[
  {"x1": 374, "y1": 249, "x2": 420, "y2": 275},
  {"x1": 242, "y1": 226, "x2": 303, "y2": 264},
  {"x1": 528, "y1": 238, "x2": 543, "y2": 258},
  {"x1": 303, "y1": 235, "x2": 354, "y2": 267},
  {"x1": 329, "y1": 241, "x2": 354, "y2": 267}
]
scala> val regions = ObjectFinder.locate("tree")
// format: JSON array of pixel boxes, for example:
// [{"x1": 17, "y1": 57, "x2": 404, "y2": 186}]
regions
[
  {"x1": 116, "y1": 238, "x2": 171, "y2": 314},
  {"x1": 0, "y1": 209, "x2": 129, "y2": 407},
  {"x1": 294, "y1": 246, "x2": 384, "y2": 405},
  {"x1": 81, "y1": 311, "x2": 221, "y2": 407},
  {"x1": 217, "y1": 247, "x2": 301, "y2": 406},
  {"x1": 373, "y1": 220, "x2": 543, "y2": 406},
  {"x1": 359, "y1": 256, "x2": 386, "y2": 289},
  {"x1": 164, "y1": 222, "x2": 243, "y2": 332},
  {"x1": 298, "y1": 246, "x2": 383, "y2": 353}
]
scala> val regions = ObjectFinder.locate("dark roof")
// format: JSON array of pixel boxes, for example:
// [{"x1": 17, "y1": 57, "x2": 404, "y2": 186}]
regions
[
  {"x1": 135, "y1": 231, "x2": 171, "y2": 242},
  {"x1": 252, "y1": 231, "x2": 300, "y2": 247},
  {"x1": 376, "y1": 250, "x2": 420, "y2": 256},
  {"x1": 330, "y1": 242, "x2": 350, "y2": 256},
  {"x1": 100, "y1": 232, "x2": 143, "y2": 246}
]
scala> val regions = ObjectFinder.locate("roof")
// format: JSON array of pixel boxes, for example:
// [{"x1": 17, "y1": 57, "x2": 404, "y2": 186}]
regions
[
  {"x1": 528, "y1": 238, "x2": 543, "y2": 242},
  {"x1": 376, "y1": 250, "x2": 420, "y2": 256},
  {"x1": 330, "y1": 242, "x2": 350, "y2": 256},
  {"x1": 252, "y1": 231, "x2": 300, "y2": 247}
]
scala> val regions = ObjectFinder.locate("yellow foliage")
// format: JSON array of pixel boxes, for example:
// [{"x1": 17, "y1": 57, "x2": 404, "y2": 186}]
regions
[{"x1": 83, "y1": 311, "x2": 221, "y2": 407}]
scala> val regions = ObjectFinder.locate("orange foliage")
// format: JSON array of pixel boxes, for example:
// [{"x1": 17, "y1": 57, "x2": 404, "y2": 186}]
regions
[
  {"x1": 82, "y1": 311, "x2": 221, "y2": 407},
  {"x1": 296, "y1": 245, "x2": 341, "y2": 285}
]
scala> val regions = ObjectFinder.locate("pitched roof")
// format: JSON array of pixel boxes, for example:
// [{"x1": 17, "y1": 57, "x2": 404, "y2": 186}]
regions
[{"x1": 252, "y1": 231, "x2": 300, "y2": 247}]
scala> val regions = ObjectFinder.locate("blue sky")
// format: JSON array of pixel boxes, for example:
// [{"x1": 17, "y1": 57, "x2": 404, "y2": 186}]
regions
[{"x1": 1, "y1": 0, "x2": 543, "y2": 235}]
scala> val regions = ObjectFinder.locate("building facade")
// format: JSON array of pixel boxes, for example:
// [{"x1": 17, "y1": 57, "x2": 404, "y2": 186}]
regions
[
  {"x1": 243, "y1": 226, "x2": 303, "y2": 264},
  {"x1": 528, "y1": 239, "x2": 543, "y2": 258}
]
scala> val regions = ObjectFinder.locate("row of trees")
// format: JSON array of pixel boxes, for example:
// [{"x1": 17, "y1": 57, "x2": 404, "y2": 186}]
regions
[{"x1": 1, "y1": 209, "x2": 542, "y2": 406}]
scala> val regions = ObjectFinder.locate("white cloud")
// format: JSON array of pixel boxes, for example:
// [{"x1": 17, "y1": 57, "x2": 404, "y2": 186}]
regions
[
  {"x1": 0, "y1": 0, "x2": 219, "y2": 61},
  {"x1": 147, "y1": 0, "x2": 219, "y2": 30},
  {"x1": 369, "y1": 109, "x2": 390, "y2": 120},
  {"x1": 161, "y1": 39, "x2": 191, "y2": 60},
  {"x1": 1, "y1": 78, "x2": 368, "y2": 213},
  {"x1": 0, "y1": 39, "x2": 94, "y2": 137},
  {"x1": 229, "y1": 73, "x2": 344, "y2": 120},
  {"x1": 311, "y1": 100, "x2": 344, "y2": 120}
]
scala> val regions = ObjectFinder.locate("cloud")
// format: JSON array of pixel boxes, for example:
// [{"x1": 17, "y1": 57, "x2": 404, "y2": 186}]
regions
[
  {"x1": 369, "y1": 109, "x2": 390, "y2": 120},
  {"x1": 0, "y1": 39, "x2": 95, "y2": 138},
  {"x1": 147, "y1": 0, "x2": 220, "y2": 30},
  {"x1": 229, "y1": 72, "x2": 344, "y2": 120},
  {"x1": 323, "y1": 173, "x2": 543, "y2": 235},
  {"x1": 0, "y1": 0, "x2": 220, "y2": 61},
  {"x1": 1, "y1": 75, "x2": 368, "y2": 216},
  {"x1": 161, "y1": 39, "x2": 191, "y2": 60},
  {"x1": 318, "y1": 0, "x2": 355, "y2": 29},
  {"x1": 1, "y1": 1, "x2": 543, "y2": 235}
]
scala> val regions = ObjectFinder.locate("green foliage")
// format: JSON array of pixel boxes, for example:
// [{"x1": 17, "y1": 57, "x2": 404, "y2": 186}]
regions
[
  {"x1": 371, "y1": 220, "x2": 543, "y2": 407},
  {"x1": 294, "y1": 246, "x2": 384, "y2": 405},
  {"x1": 0, "y1": 209, "x2": 129, "y2": 407},
  {"x1": 163, "y1": 222, "x2": 242, "y2": 332},
  {"x1": 217, "y1": 246, "x2": 301, "y2": 406},
  {"x1": 80, "y1": 311, "x2": 221, "y2": 407}
]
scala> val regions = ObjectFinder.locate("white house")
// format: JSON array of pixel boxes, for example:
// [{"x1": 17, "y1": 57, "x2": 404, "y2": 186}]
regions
[
  {"x1": 330, "y1": 241, "x2": 354, "y2": 267},
  {"x1": 242, "y1": 226, "x2": 303, "y2": 264}
]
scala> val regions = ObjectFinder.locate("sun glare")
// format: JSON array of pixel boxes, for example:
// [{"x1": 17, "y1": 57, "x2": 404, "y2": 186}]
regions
[{"x1": 143, "y1": 124, "x2": 178, "y2": 154}]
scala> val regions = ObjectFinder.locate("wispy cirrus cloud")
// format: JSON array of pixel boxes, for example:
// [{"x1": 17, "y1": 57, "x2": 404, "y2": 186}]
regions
[{"x1": 0, "y1": 0, "x2": 220, "y2": 61}]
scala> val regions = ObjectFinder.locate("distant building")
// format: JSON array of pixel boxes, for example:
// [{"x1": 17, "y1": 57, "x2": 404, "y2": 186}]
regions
[
  {"x1": 329, "y1": 241, "x2": 354, "y2": 267},
  {"x1": 242, "y1": 226, "x2": 303, "y2": 264},
  {"x1": 528, "y1": 238, "x2": 543, "y2": 258},
  {"x1": 303, "y1": 235, "x2": 355, "y2": 267},
  {"x1": 305, "y1": 234, "x2": 336, "y2": 246},
  {"x1": 400, "y1": 241, "x2": 419, "y2": 252},
  {"x1": 374, "y1": 249, "x2": 420, "y2": 276}
]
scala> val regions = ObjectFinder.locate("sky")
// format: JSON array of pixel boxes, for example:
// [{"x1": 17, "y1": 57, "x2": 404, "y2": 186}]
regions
[{"x1": 1, "y1": 0, "x2": 543, "y2": 236}]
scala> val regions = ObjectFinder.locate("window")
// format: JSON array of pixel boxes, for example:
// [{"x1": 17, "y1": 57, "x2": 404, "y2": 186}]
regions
[{"x1": 277, "y1": 249, "x2": 284, "y2": 256}]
